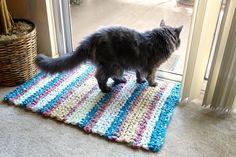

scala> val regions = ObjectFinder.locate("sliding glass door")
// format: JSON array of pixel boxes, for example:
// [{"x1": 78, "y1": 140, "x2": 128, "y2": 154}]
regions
[
  {"x1": 66, "y1": 0, "x2": 194, "y2": 82},
  {"x1": 52, "y1": 0, "x2": 225, "y2": 101}
]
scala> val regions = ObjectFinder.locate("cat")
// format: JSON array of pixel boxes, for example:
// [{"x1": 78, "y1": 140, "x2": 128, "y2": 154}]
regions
[{"x1": 35, "y1": 19, "x2": 183, "y2": 93}]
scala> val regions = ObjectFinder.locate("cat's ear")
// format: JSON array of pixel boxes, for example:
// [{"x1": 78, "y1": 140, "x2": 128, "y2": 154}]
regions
[
  {"x1": 175, "y1": 25, "x2": 183, "y2": 36},
  {"x1": 160, "y1": 19, "x2": 165, "y2": 27}
]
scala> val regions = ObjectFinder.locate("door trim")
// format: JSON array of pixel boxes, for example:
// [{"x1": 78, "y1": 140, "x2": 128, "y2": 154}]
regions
[
  {"x1": 181, "y1": 0, "x2": 223, "y2": 101},
  {"x1": 52, "y1": 0, "x2": 73, "y2": 55}
]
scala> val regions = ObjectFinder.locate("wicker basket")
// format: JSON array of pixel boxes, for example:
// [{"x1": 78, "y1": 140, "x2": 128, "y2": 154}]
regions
[{"x1": 0, "y1": 19, "x2": 37, "y2": 86}]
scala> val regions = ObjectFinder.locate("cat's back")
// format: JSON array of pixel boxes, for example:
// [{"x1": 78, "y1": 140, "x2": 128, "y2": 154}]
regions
[
  {"x1": 89, "y1": 26, "x2": 143, "y2": 68},
  {"x1": 85, "y1": 26, "x2": 141, "y2": 49},
  {"x1": 94, "y1": 26, "x2": 141, "y2": 42}
]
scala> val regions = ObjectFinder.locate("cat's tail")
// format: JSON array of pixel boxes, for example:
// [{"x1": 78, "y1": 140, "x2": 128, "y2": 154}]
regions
[{"x1": 35, "y1": 44, "x2": 92, "y2": 74}]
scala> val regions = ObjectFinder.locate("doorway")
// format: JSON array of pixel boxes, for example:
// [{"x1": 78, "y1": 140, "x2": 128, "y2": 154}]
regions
[{"x1": 69, "y1": 0, "x2": 193, "y2": 81}]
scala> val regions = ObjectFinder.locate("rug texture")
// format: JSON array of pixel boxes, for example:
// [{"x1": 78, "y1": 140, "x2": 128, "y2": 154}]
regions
[{"x1": 3, "y1": 64, "x2": 180, "y2": 152}]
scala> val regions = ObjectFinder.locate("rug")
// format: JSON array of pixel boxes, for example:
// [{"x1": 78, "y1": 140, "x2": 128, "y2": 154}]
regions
[{"x1": 3, "y1": 64, "x2": 180, "y2": 152}]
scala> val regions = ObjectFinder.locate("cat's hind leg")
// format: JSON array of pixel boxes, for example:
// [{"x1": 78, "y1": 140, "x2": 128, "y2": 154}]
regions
[
  {"x1": 146, "y1": 68, "x2": 157, "y2": 87},
  {"x1": 111, "y1": 64, "x2": 127, "y2": 84},
  {"x1": 136, "y1": 70, "x2": 146, "y2": 84},
  {"x1": 95, "y1": 66, "x2": 112, "y2": 93}
]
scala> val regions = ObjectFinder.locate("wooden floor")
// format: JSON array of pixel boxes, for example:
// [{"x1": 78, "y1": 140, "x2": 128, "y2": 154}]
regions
[{"x1": 70, "y1": 0, "x2": 193, "y2": 75}]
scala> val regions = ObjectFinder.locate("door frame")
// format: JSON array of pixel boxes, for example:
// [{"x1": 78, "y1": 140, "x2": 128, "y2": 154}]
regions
[
  {"x1": 52, "y1": 0, "x2": 73, "y2": 55},
  {"x1": 181, "y1": 0, "x2": 223, "y2": 101}
]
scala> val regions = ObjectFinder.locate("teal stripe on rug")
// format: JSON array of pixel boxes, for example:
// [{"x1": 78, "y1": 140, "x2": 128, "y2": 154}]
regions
[
  {"x1": 3, "y1": 72, "x2": 45, "y2": 101},
  {"x1": 38, "y1": 66, "x2": 94, "y2": 113},
  {"x1": 77, "y1": 83, "x2": 122, "y2": 128},
  {"x1": 20, "y1": 73, "x2": 67, "y2": 107},
  {"x1": 148, "y1": 83, "x2": 180, "y2": 152},
  {"x1": 105, "y1": 82, "x2": 147, "y2": 139}
]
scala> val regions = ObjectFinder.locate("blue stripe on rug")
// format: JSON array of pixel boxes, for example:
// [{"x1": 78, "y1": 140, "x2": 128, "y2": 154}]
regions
[
  {"x1": 77, "y1": 83, "x2": 122, "y2": 128},
  {"x1": 148, "y1": 83, "x2": 180, "y2": 152},
  {"x1": 20, "y1": 73, "x2": 66, "y2": 107},
  {"x1": 38, "y1": 66, "x2": 94, "y2": 113},
  {"x1": 105, "y1": 82, "x2": 147, "y2": 138},
  {"x1": 3, "y1": 72, "x2": 45, "y2": 101}
]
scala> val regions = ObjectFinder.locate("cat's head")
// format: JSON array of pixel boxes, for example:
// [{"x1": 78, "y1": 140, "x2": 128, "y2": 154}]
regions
[{"x1": 160, "y1": 19, "x2": 183, "y2": 50}]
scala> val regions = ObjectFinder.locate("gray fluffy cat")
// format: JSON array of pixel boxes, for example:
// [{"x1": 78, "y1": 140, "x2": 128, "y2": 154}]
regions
[{"x1": 35, "y1": 20, "x2": 183, "y2": 93}]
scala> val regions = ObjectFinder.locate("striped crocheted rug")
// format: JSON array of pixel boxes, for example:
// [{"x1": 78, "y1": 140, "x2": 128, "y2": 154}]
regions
[{"x1": 3, "y1": 64, "x2": 180, "y2": 152}]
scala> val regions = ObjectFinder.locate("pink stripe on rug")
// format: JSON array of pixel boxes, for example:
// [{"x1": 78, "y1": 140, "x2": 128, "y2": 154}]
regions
[
  {"x1": 114, "y1": 84, "x2": 149, "y2": 140},
  {"x1": 28, "y1": 71, "x2": 78, "y2": 109},
  {"x1": 43, "y1": 69, "x2": 96, "y2": 116},
  {"x1": 11, "y1": 74, "x2": 47, "y2": 102},
  {"x1": 132, "y1": 83, "x2": 168, "y2": 147},
  {"x1": 63, "y1": 85, "x2": 98, "y2": 121},
  {"x1": 83, "y1": 83, "x2": 126, "y2": 133}
]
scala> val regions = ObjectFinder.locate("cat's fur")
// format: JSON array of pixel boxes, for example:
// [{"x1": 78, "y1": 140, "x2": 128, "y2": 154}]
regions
[{"x1": 35, "y1": 20, "x2": 183, "y2": 93}]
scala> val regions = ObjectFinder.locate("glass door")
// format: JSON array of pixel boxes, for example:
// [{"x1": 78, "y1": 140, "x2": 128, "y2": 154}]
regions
[
  {"x1": 52, "y1": 0, "x2": 223, "y2": 100},
  {"x1": 69, "y1": 0, "x2": 194, "y2": 82}
]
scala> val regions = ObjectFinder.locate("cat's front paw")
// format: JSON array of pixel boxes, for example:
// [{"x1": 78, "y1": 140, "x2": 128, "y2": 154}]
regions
[
  {"x1": 100, "y1": 86, "x2": 112, "y2": 93},
  {"x1": 113, "y1": 77, "x2": 127, "y2": 84},
  {"x1": 136, "y1": 78, "x2": 146, "y2": 84}
]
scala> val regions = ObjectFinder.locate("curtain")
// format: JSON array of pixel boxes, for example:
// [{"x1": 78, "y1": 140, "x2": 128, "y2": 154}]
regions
[{"x1": 203, "y1": 1, "x2": 236, "y2": 112}]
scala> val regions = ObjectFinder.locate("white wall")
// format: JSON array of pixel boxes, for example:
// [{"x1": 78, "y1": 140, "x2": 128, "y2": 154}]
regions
[{"x1": 7, "y1": 0, "x2": 58, "y2": 57}]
